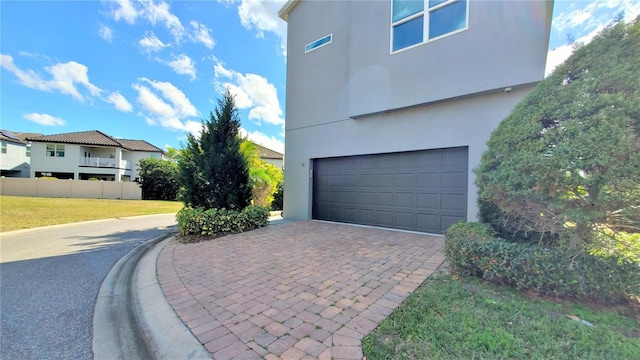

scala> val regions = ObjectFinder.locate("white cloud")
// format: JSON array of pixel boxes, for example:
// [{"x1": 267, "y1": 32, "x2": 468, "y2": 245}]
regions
[
  {"x1": 140, "y1": 77, "x2": 197, "y2": 117},
  {"x1": 190, "y1": 21, "x2": 215, "y2": 49},
  {"x1": 223, "y1": 0, "x2": 287, "y2": 56},
  {"x1": 23, "y1": 113, "x2": 66, "y2": 126},
  {"x1": 139, "y1": 31, "x2": 169, "y2": 53},
  {"x1": 110, "y1": 0, "x2": 139, "y2": 24},
  {"x1": 140, "y1": 0, "x2": 186, "y2": 42},
  {"x1": 0, "y1": 54, "x2": 102, "y2": 101},
  {"x1": 133, "y1": 78, "x2": 199, "y2": 132},
  {"x1": 240, "y1": 128, "x2": 284, "y2": 154},
  {"x1": 133, "y1": 83, "x2": 175, "y2": 117},
  {"x1": 553, "y1": 0, "x2": 640, "y2": 33},
  {"x1": 213, "y1": 62, "x2": 284, "y2": 126},
  {"x1": 106, "y1": 91, "x2": 133, "y2": 112},
  {"x1": 161, "y1": 54, "x2": 196, "y2": 80},
  {"x1": 98, "y1": 25, "x2": 114, "y2": 42},
  {"x1": 546, "y1": 1, "x2": 640, "y2": 76}
]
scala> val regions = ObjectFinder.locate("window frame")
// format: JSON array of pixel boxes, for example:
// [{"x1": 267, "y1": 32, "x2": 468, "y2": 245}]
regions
[
  {"x1": 46, "y1": 144, "x2": 65, "y2": 158},
  {"x1": 1, "y1": 141, "x2": 6, "y2": 154},
  {"x1": 305, "y1": 34, "x2": 333, "y2": 53},
  {"x1": 26, "y1": 144, "x2": 31, "y2": 157},
  {"x1": 390, "y1": 0, "x2": 469, "y2": 54}
]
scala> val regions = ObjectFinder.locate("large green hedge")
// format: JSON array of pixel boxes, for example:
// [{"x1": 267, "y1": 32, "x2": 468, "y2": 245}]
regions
[{"x1": 445, "y1": 221, "x2": 640, "y2": 301}]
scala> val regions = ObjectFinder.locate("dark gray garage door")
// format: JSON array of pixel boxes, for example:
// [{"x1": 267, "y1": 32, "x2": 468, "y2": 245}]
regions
[{"x1": 313, "y1": 147, "x2": 468, "y2": 234}]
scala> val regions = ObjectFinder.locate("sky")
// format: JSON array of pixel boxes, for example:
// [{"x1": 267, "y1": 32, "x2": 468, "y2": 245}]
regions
[{"x1": 1, "y1": 0, "x2": 639, "y2": 155}]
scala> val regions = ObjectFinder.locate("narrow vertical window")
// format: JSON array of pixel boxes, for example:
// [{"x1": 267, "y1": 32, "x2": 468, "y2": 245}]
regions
[
  {"x1": 1, "y1": 141, "x2": 7, "y2": 154},
  {"x1": 26, "y1": 144, "x2": 31, "y2": 157}
]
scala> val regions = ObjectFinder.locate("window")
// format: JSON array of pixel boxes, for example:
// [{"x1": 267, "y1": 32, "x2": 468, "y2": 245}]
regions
[
  {"x1": 46, "y1": 144, "x2": 65, "y2": 157},
  {"x1": 1, "y1": 141, "x2": 6, "y2": 154},
  {"x1": 305, "y1": 34, "x2": 332, "y2": 53},
  {"x1": 391, "y1": 0, "x2": 468, "y2": 52},
  {"x1": 26, "y1": 144, "x2": 31, "y2": 157}
]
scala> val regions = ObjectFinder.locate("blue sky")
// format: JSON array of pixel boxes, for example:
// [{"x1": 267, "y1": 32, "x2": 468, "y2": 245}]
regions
[{"x1": 2, "y1": 0, "x2": 639, "y2": 154}]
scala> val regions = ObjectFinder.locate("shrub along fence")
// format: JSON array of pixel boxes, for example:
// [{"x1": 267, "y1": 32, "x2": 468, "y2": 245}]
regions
[{"x1": 0, "y1": 177, "x2": 142, "y2": 200}]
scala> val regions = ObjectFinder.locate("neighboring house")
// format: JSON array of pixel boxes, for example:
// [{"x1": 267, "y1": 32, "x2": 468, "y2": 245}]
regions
[
  {"x1": 279, "y1": 0, "x2": 553, "y2": 234},
  {"x1": 0, "y1": 130, "x2": 40, "y2": 178},
  {"x1": 27, "y1": 130, "x2": 164, "y2": 182},
  {"x1": 1, "y1": 130, "x2": 30, "y2": 178},
  {"x1": 254, "y1": 143, "x2": 284, "y2": 170}
]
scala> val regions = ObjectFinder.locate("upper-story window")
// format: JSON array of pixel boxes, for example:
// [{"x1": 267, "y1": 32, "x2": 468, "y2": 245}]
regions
[
  {"x1": 305, "y1": 34, "x2": 332, "y2": 53},
  {"x1": 391, "y1": 0, "x2": 468, "y2": 52},
  {"x1": 1, "y1": 141, "x2": 6, "y2": 154},
  {"x1": 26, "y1": 144, "x2": 31, "y2": 157},
  {"x1": 46, "y1": 144, "x2": 65, "y2": 157}
]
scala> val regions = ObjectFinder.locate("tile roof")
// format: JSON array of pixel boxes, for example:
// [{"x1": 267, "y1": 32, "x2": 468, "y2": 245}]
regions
[
  {"x1": 254, "y1": 143, "x2": 284, "y2": 159},
  {"x1": 0, "y1": 130, "x2": 28, "y2": 145},
  {"x1": 117, "y1": 139, "x2": 163, "y2": 152},
  {"x1": 26, "y1": 130, "x2": 163, "y2": 152}
]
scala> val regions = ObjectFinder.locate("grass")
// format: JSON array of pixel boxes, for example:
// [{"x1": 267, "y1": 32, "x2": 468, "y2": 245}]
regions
[
  {"x1": 0, "y1": 196, "x2": 184, "y2": 232},
  {"x1": 363, "y1": 273, "x2": 640, "y2": 360}
]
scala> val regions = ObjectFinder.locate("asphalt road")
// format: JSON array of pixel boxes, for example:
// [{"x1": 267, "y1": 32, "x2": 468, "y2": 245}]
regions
[{"x1": 0, "y1": 214, "x2": 177, "y2": 360}]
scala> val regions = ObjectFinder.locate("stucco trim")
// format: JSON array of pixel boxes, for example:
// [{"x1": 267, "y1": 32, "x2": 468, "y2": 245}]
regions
[{"x1": 350, "y1": 81, "x2": 540, "y2": 120}]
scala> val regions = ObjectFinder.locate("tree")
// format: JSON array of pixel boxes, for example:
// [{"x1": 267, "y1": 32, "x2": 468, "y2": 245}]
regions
[
  {"x1": 138, "y1": 158, "x2": 179, "y2": 200},
  {"x1": 240, "y1": 140, "x2": 284, "y2": 207},
  {"x1": 475, "y1": 17, "x2": 640, "y2": 249},
  {"x1": 178, "y1": 89, "x2": 252, "y2": 210}
]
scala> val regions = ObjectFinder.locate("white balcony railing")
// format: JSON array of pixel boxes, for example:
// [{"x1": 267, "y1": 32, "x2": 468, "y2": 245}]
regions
[{"x1": 79, "y1": 157, "x2": 130, "y2": 170}]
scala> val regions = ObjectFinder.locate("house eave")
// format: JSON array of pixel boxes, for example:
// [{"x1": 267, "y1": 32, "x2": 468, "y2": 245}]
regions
[{"x1": 278, "y1": 0, "x2": 299, "y2": 21}]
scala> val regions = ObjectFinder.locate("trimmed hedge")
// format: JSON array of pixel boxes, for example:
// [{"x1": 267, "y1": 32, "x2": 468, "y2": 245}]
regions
[
  {"x1": 176, "y1": 205, "x2": 269, "y2": 239},
  {"x1": 445, "y1": 222, "x2": 640, "y2": 301}
]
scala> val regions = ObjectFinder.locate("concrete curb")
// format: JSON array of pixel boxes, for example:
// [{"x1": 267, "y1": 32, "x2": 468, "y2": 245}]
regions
[{"x1": 93, "y1": 233, "x2": 210, "y2": 360}]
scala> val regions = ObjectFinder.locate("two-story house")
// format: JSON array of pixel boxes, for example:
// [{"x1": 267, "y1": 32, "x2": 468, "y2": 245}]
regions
[
  {"x1": 0, "y1": 130, "x2": 39, "y2": 178},
  {"x1": 27, "y1": 130, "x2": 164, "y2": 182},
  {"x1": 279, "y1": 0, "x2": 553, "y2": 233}
]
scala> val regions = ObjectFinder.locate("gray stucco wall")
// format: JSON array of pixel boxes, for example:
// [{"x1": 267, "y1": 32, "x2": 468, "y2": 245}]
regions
[
  {"x1": 283, "y1": 86, "x2": 535, "y2": 221},
  {"x1": 282, "y1": 0, "x2": 553, "y2": 223}
]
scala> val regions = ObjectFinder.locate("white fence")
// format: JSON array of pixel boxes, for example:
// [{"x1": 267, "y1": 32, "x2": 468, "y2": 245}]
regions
[{"x1": 0, "y1": 177, "x2": 142, "y2": 200}]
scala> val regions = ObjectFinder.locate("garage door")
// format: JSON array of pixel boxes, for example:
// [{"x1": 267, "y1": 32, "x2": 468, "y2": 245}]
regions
[{"x1": 313, "y1": 147, "x2": 468, "y2": 234}]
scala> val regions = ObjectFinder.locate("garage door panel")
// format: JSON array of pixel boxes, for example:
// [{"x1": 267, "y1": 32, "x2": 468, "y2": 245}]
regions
[
  {"x1": 396, "y1": 173, "x2": 417, "y2": 188},
  {"x1": 416, "y1": 213, "x2": 439, "y2": 232},
  {"x1": 417, "y1": 193, "x2": 440, "y2": 210},
  {"x1": 360, "y1": 192, "x2": 375, "y2": 205},
  {"x1": 376, "y1": 173, "x2": 394, "y2": 187},
  {"x1": 343, "y1": 191, "x2": 359, "y2": 205},
  {"x1": 442, "y1": 171, "x2": 465, "y2": 189},
  {"x1": 375, "y1": 211, "x2": 394, "y2": 226},
  {"x1": 377, "y1": 154, "x2": 396, "y2": 169},
  {"x1": 396, "y1": 153, "x2": 418, "y2": 168},
  {"x1": 417, "y1": 172, "x2": 441, "y2": 189},
  {"x1": 396, "y1": 192, "x2": 416, "y2": 207},
  {"x1": 442, "y1": 148, "x2": 467, "y2": 168},
  {"x1": 441, "y1": 193, "x2": 465, "y2": 211},
  {"x1": 395, "y1": 212, "x2": 417, "y2": 228},
  {"x1": 359, "y1": 174, "x2": 376, "y2": 187},
  {"x1": 418, "y1": 152, "x2": 443, "y2": 168},
  {"x1": 313, "y1": 147, "x2": 467, "y2": 234},
  {"x1": 376, "y1": 192, "x2": 394, "y2": 206}
]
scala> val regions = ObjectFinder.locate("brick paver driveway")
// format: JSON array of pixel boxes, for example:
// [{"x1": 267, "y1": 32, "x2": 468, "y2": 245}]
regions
[{"x1": 158, "y1": 220, "x2": 445, "y2": 360}]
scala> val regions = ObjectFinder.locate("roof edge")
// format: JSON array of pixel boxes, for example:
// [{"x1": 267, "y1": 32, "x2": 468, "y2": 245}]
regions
[{"x1": 278, "y1": 0, "x2": 299, "y2": 21}]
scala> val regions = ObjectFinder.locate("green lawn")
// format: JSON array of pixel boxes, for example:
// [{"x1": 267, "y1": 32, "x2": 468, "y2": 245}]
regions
[
  {"x1": 0, "y1": 196, "x2": 184, "y2": 232},
  {"x1": 363, "y1": 273, "x2": 640, "y2": 360}
]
